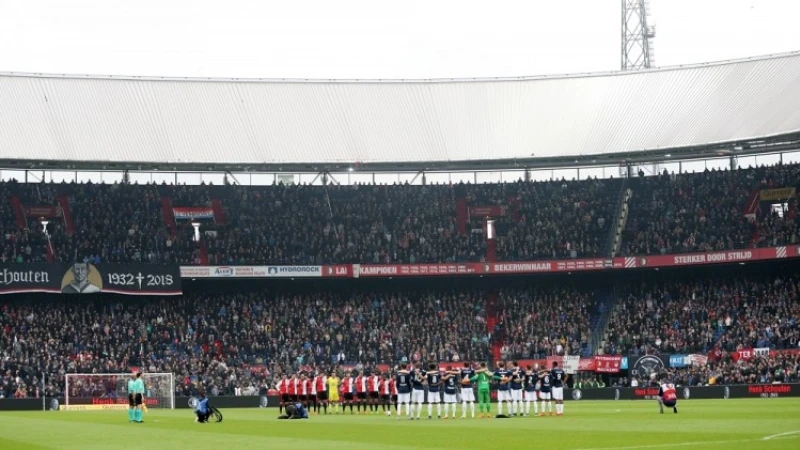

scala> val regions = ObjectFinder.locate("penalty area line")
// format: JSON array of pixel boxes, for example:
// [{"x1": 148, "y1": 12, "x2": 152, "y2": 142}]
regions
[{"x1": 576, "y1": 432, "x2": 800, "y2": 450}]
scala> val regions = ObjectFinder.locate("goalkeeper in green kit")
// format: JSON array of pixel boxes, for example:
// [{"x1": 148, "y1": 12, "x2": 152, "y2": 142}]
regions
[{"x1": 470, "y1": 362, "x2": 493, "y2": 418}]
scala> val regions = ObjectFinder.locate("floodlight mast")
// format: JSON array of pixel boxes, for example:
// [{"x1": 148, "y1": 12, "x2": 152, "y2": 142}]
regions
[{"x1": 621, "y1": 0, "x2": 656, "y2": 71}]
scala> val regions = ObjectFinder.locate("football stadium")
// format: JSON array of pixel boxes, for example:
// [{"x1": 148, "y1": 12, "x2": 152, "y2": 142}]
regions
[{"x1": 1, "y1": 1, "x2": 800, "y2": 449}]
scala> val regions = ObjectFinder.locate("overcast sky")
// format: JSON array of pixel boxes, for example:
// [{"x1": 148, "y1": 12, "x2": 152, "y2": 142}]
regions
[{"x1": 1, "y1": 0, "x2": 798, "y2": 79}]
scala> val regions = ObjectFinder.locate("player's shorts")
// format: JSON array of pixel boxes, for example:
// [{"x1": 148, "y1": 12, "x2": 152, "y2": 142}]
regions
[
  {"x1": 511, "y1": 389, "x2": 523, "y2": 401},
  {"x1": 498, "y1": 390, "x2": 511, "y2": 402},
  {"x1": 298, "y1": 395, "x2": 308, "y2": 403},
  {"x1": 443, "y1": 393, "x2": 457, "y2": 404},
  {"x1": 317, "y1": 391, "x2": 328, "y2": 402},
  {"x1": 357, "y1": 392, "x2": 367, "y2": 400},
  {"x1": 329, "y1": 392, "x2": 340, "y2": 402},
  {"x1": 460, "y1": 387, "x2": 475, "y2": 402},
  {"x1": 369, "y1": 391, "x2": 380, "y2": 400},
  {"x1": 524, "y1": 390, "x2": 537, "y2": 401},
  {"x1": 391, "y1": 395, "x2": 398, "y2": 404},
  {"x1": 343, "y1": 392, "x2": 354, "y2": 401},
  {"x1": 128, "y1": 394, "x2": 135, "y2": 407},
  {"x1": 661, "y1": 399, "x2": 676, "y2": 407},
  {"x1": 398, "y1": 393, "x2": 411, "y2": 404},
  {"x1": 539, "y1": 390, "x2": 551, "y2": 400},
  {"x1": 280, "y1": 393, "x2": 290, "y2": 404},
  {"x1": 427, "y1": 392, "x2": 441, "y2": 403},
  {"x1": 552, "y1": 387, "x2": 564, "y2": 401},
  {"x1": 412, "y1": 389, "x2": 425, "y2": 403},
  {"x1": 134, "y1": 393, "x2": 143, "y2": 406}
]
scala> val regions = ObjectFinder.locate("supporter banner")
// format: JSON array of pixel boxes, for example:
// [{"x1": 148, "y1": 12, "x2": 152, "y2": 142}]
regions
[
  {"x1": 0, "y1": 263, "x2": 181, "y2": 295},
  {"x1": 24, "y1": 205, "x2": 62, "y2": 218},
  {"x1": 516, "y1": 359, "x2": 548, "y2": 369},
  {"x1": 545, "y1": 355, "x2": 580, "y2": 374},
  {"x1": 669, "y1": 355, "x2": 689, "y2": 368},
  {"x1": 754, "y1": 347, "x2": 770, "y2": 357},
  {"x1": 578, "y1": 358, "x2": 596, "y2": 372},
  {"x1": 731, "y1": 348, "x2": 755, "y2": 362},
  {"x1": 689, "y1": 354, "x2": 708, "y2": 367},
  {"x1": 172, "y1": 207, "x2": 214, "y2": 220},
  {"x1": 594, "y1": 355, "x2": 623, "y2": 373},
  {"x1": 628, "y1": 355, "x2": 669, "y2": 379},
  {"x1": 323, "y1": 265, "x2": 352, "y2": 278},
  {"x1": 355, "y1": 263, "x2": 481, "y2": 278},
  {"x1": 468, "y1": 205, "x2": 506, "y2": 217},
  {"x1": 180, "y1": 265, "x2": 322, "y2": 278},
  {"x1": 621, "y1": 246, "x2": 800, "y2": 270},
  {"x1": 620, "y1": 357, "x2": 628, "y2": 370},
  {"x1": 489, "y1": 258, "x2": 617, "y2": 275},
  {"x1": 759, "y1": 187, "x2": 796, "y2": 202}
]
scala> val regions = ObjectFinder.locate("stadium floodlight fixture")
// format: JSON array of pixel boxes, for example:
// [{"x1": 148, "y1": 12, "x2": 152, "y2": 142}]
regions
[
  {"x1": 348, "y1": 167, "x2": 354, "y2": 172},
  {"x1": 664, "y1": 154, "x2": 671, "y2": 158}
]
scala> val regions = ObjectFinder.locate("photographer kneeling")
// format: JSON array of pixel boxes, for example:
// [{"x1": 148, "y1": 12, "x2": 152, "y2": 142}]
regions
[
  {"x1": 195, "y1": 389, "x2": 211, "y2": 423},
  {"x1": 279, "y1": 402, "x2": 309, "y2": 420}
]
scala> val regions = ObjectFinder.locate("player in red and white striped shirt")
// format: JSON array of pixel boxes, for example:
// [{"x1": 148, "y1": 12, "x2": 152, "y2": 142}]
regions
[
  {"x1": 287, "y1": 373, "x2": 298, "y2": 404},
  {"x1": 313, "y1": 373, "x2": 328, "y2": 415},
  {"x1": 368, "y1": 371, "x2": 381, "y2": 414},
  {"x1": 379, "y1": 373, "x2": 392, "y2": 414},
  {"x1": 276, "y1": 374, "x2": 289, "y2": 415},
  {"x1": 355, "y1": 372, "x2": 367, "y2": 414},
  {"x1": 342, "y1": 374, "x2": 355, "y2": 414}
]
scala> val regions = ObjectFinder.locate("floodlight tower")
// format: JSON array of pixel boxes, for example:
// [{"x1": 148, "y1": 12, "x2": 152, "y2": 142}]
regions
[{"x1": 621, "y1": 0, "x2": 655, "y2": 70}]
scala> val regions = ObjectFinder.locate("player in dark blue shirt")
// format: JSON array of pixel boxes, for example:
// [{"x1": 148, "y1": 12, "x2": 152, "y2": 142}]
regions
[
  {"x1": 539, "y1": 369, "x2": 553, "y2": 416},
  {"x1": 426, "y1": 364, "x2": 443, "y2": 419},
  {"x1": 442, "y1": 366, "x2": 459, "y2": 419},
  {"x1": 550, "y1": 361, "x2": 568, "y2": 416},
  {"x1": 459, "y1": 362, "x2": 477, "y2": 418},
  {"x1": 524, "y1": 365, "x2": 539, "y2": 416},
  {"x1": 493, "y1": 361, "x2": 512, "y2": 416},
  {"x1": 509, "y1": 361, "x2": 524, "y2": 416},
  {"x1": 395, "y1": 363, "x2": 412, "y2": 420},
  {"x1": 410, "y1": 363, "x2": 426, "y2": 420}
]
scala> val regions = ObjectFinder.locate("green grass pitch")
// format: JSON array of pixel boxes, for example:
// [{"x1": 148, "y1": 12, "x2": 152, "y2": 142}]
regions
[{"x1": 1, "y1": 399, "x2": 798, "y2": 449}]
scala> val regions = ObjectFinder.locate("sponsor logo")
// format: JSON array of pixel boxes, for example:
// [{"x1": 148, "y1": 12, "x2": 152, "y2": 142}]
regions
[
  {"x1": 214, "y1": 267, "x2": 234, "y2": 277},
  {"x1": 572, "y1": 389, "x2": 583, "y2": 401},
  {"x1": 50, "y1": 399, "x2": 60, "y2": 411},
  {"x1": 724, "y1": 387, "x2": 730, "y2": 399},
  {"x1": 683, "y1": 387, "x2": 691, "y2": 399},
  {"x1": 268, "y1": 267, "x2": 278, "y2": 275},
  {"x1": 747, "y1": 385, "x2": 792, "y2": 395}
]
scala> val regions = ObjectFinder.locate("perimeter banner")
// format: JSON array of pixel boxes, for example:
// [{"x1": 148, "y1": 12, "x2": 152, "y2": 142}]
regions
[
  {"x1": 0, "y1": 263, "x2": 181, "y2": 295},
  {"x1": 180, "y1": 265, "x2": 322, "y2": 278}
]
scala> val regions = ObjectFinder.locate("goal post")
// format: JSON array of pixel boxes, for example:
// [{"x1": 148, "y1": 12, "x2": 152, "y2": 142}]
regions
[{"x1": 63, "y1": 373, "x2": 174, "y2": 411}]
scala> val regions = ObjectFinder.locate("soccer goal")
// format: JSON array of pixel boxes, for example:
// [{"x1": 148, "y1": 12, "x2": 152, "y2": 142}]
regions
[{"x1": 63, "y1": 373, "x2": 174, "y2": 411}]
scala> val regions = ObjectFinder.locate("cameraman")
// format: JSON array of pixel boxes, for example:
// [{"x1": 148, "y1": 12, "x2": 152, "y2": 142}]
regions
[{"x1": 195, "y1": 389, "x2": 211, "y2": 423}]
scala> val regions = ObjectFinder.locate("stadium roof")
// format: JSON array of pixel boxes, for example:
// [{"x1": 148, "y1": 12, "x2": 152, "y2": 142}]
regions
[{"x1": 1, "y1": 52, "x2": 800, "y2": 172}]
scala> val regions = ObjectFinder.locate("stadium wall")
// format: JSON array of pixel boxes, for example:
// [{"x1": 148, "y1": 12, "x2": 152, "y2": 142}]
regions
[{"x1": 2, "y1": 385, "x2": 798, "y2": 411}]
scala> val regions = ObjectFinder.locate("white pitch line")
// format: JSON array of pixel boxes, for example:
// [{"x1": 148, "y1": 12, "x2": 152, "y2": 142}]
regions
[
  {"x1": 576, "y1": 431, "x2": 800, "y2": 450},
  {"x1": 762, "y1": 430, "x2": 800, "y2": 441},
  {"x1": 575, "y1": 439, "x2": 747, "y2": 450}
]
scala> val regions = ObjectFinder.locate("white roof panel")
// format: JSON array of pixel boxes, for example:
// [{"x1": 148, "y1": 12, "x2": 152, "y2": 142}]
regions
[{"x1": 1, "y1": 53, "x2": 799, "y2": 165}]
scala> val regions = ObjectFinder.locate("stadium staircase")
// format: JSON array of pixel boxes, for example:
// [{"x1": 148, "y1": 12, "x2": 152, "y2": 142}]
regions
[
  {"x1": 455, "y1": 197, "x2": 468, "y2": 235},
  {"x1": 609, "y1": 179, "x2": 632, "y2": 257},
  {"x1": 57, "y1": 195, "x2": 75, "y2": 235},
  {"x1": 585, "y1": 293, "x2": 614, "y2": 356},
  {"x1": 10, "y1": 196, "x2": 26, "y2": 229},
  {"x1": 486, "y1": 293, "x2": 503, "y2": 363},
  {"x1": 211, "y1": 199, "x2": 225, "y2": 224},
  {"x1": 160, "y1": 196, "x2": 177, "y2": 234},
  {"x1": 198, "y1": 240, "x2": 209, "y2": 265}
]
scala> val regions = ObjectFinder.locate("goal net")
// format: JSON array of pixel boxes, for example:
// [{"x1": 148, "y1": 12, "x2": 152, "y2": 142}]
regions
[{"x1": 63, "y1": 373, "x2": 174, "y2": 411}]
